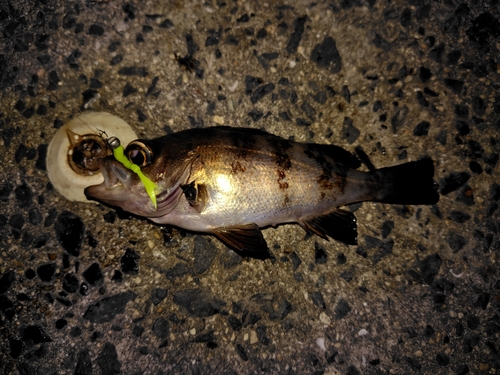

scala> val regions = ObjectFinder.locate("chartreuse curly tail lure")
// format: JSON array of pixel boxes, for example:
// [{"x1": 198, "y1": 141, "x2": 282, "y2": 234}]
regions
[{"x1": 107, "y1": 136, "x2": 158, "y2": 209}]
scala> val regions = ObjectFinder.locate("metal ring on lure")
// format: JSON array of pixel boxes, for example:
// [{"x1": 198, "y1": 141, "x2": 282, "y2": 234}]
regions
[{"x1": 107, "y1": 136, "x2": 158, "y2": 209}]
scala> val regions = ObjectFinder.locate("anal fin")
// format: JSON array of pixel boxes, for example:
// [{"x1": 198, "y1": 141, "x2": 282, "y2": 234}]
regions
[
  {"x1": 300, "y1": 209, "x2": 358, "y2": 245},
  {"x1": 213, "y1": 223, "x2": 269, "y2": 253}
]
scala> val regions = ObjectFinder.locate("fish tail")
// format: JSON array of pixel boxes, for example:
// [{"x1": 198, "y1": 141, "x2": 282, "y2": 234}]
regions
[{"x1": 371, "y1": 158, "x2": 439, "y2": 205}]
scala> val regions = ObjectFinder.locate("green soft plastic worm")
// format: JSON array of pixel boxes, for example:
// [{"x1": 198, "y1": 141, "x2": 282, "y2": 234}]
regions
[{"x1": 107, "y1": 137, "x2": 158, "y2": 209}]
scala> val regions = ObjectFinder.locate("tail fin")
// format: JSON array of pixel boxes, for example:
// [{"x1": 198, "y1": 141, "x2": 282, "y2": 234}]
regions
[{"x1": 372, "y1": 158, "x2": 439, "y2": 205}]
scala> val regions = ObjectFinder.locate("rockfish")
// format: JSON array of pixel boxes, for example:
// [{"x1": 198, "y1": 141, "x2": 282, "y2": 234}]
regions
[{"x1": 85, "y1": 127, "x2": 439, "y2": 253}]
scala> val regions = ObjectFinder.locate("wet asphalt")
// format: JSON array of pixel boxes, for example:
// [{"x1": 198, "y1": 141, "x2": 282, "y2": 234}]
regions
[{"x1": 0, "y1": 0, "x2": 499, "y2": 374}]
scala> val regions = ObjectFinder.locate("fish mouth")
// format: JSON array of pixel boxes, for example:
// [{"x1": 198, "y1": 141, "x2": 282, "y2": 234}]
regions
[
  {"x1": 101, "y1": 158, "x2": 131, "y2": 189},
  {"x1": 85, "y1": 155, "x2": 195, "y2": 218},
  {"x1": 84, "y1": 158, "x2": 181, "y2": 218},
  {"x1": 84, "y1": 158, "x2": 133, "y2": 203}
]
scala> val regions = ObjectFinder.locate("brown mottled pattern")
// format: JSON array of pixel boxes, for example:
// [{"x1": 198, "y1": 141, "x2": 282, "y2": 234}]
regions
[
  {"x1": 267, "y1": 137, "x2": 292, "y2": 171},
  {"x1": 230, "y1": 161, "x2": 246, "y2": 174},
  {"x1": 304, "y1": 146, "x2": 348, "y2": 194},
  {"x1": 276, "y1": 169, "x2": 289, "y2": 190}
]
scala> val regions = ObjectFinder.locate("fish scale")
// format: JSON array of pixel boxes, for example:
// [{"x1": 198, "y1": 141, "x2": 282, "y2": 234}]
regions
[{"x1": 186, "y1": 142, "x2": 323, "y2": 226}]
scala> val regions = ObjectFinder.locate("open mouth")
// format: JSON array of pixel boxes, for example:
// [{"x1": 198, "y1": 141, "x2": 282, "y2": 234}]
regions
[
  {"x1": 84, "y1": 158, "x2": 132, "y2": 203},
  {"x1": 100, "y1": 158, "x2": 131, "y2": 190}
]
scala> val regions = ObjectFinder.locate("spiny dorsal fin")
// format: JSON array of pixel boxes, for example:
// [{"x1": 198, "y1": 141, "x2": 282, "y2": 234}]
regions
[{"x1": 300, "y1": 209, "x2": 358, "y2": 245}]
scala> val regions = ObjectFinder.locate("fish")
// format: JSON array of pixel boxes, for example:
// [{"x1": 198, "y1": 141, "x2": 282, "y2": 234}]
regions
[{"x1": 84, "y1": 126, "x2": 439, "y2": 253}]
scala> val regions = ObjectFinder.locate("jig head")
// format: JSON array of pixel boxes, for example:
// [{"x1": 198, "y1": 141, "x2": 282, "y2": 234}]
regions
[{"x1": 107, "y1": 136, "x2": 158, "y2": 209}]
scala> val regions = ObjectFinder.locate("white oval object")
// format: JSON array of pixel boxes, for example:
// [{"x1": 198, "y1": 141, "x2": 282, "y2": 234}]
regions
[
  {"x1": 316, "y1": 337, "x2": 326, "y2": 351},
  {"x1": 358, "y1": 328, "x2": 369, "y2": 336},
  {"x1": 46, "y1": 112, "x2": 137, "y2": 202}
]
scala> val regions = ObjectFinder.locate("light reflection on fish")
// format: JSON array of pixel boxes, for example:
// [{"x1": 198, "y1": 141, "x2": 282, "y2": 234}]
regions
[{"x1": 84, "y1": 127, "x2": 439, "y2": 253}]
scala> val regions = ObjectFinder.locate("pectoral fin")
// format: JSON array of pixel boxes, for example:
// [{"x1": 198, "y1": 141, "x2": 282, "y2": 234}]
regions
[
  {"x1": 213, "y1": 223, "x2": 268, "y2": 253},
  {"x1": 300, "y1": 209, "x2": 358, "y2": 245}
]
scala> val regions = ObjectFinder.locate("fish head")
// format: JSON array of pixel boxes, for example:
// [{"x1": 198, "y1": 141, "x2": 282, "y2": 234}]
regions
[{"x1": 84, "y1": 138, "x2": 191, "y2": 218}]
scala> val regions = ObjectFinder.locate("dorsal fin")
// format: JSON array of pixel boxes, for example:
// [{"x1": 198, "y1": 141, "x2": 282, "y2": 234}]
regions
[{"x1": 307, "y1": 143, "x2": 361, "y2": 169}]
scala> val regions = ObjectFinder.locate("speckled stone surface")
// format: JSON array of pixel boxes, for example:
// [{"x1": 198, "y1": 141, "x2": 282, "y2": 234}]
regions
[{"x1": 1, "y1": 1, "x2": 499, "y2": 374}]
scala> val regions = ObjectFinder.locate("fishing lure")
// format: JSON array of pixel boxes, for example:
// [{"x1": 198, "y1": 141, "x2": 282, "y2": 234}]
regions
[{"x1": 107, "y1": 136, "x2": 158, "y2": 209}]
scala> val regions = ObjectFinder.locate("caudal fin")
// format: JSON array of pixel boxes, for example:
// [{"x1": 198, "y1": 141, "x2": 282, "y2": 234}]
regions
[{"x1": 372, "y1": 158, "x2": 439, "y2": 205}]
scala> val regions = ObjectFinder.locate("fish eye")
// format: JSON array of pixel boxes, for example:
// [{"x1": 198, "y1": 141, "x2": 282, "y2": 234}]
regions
[{"x1": 125, "y1": 140, "x2": 153, "y2": 167}]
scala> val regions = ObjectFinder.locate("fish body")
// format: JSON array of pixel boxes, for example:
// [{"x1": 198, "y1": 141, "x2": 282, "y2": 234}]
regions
[{"x1": 85, "y1": 127, "x2": 439, "y2": 252}]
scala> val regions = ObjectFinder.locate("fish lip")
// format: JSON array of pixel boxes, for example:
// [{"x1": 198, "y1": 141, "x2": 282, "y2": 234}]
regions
[{"x1": 84, "y1": 158, "x2": 130, "y2": 202}]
